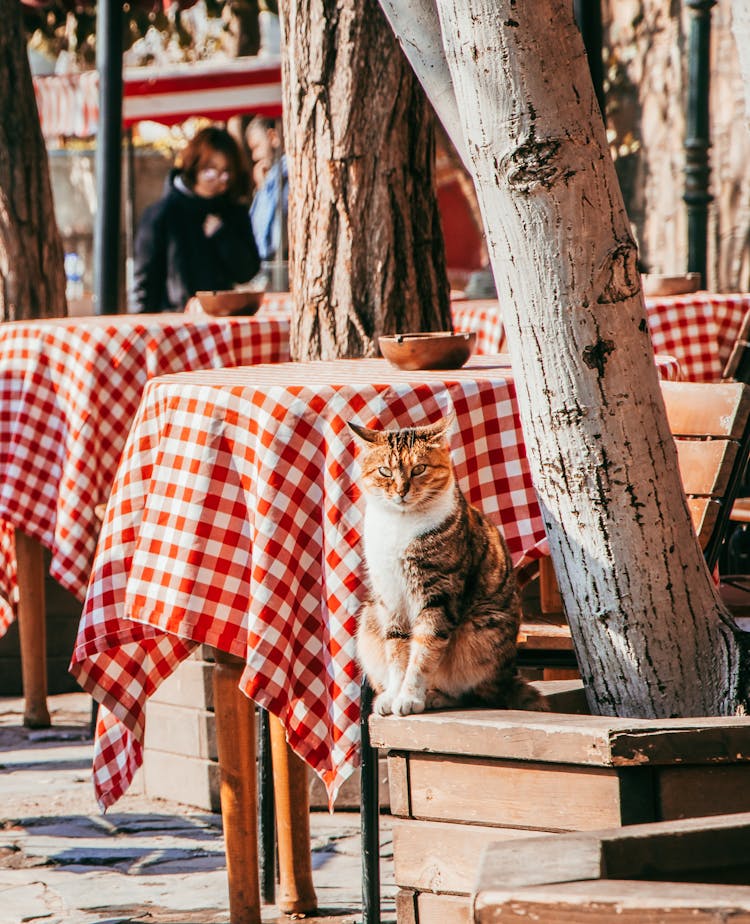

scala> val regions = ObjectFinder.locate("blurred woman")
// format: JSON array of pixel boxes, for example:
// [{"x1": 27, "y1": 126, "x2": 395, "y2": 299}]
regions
[{"x1": 131, "y1": 126, "x2": 260, "y2": 312}]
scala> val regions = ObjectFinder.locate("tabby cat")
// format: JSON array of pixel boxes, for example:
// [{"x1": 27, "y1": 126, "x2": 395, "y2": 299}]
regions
[{"x1": 348, "y1": 414, "x2": 547, "y2": 716}]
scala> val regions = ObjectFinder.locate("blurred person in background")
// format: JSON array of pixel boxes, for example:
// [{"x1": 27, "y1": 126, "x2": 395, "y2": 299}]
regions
[
  {"x1": 131, "y1": 125, "x2": 260, "y2": 312},
  {"x1": 246, "y1": 116, "x2": 288, "y2": 265}
]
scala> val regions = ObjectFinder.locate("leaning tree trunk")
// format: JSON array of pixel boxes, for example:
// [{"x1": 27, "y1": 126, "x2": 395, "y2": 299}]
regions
[
  {"x1": 280, "y1": 0, "x2": 451, "y2": 360},
  {"x1": 387, "y1": 0, "x2": 747, "y2": 716},
  {"x1": 0, "y1": 0, "x2": 66, "y2": 321}
]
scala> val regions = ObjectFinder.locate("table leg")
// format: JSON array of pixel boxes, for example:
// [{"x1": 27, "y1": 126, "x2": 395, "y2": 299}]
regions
[
  {"x1": 268, "y1": 713, "x2": 317, "y2": 915},
  {"x1": 15, "y1": 530, "x2": 50, "y2": 729},
  {"x1": 213, "y1": 650, "x2": 261, "y2": 924}
]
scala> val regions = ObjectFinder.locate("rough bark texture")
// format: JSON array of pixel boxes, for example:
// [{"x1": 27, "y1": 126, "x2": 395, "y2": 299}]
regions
[
  {"x1": 604, "y1": 0, "x2": 750, "y2": 291},
  {"x1": 436, "y1": 0, "x2": 744, "y2": 717},
  {"x1": 280, "y1": 0, "x2": 451, "y2": 360},
  {"x1": 0, "y1": 0, "x2": 66, "y2": 322},
  {"x1": 731, "y1": 0, "x2": 750, "y2": 127}
]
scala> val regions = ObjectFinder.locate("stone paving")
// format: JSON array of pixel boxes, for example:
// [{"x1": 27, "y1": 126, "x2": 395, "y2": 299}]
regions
[{"x1": 0, "y1": 692, "x2": 396, "y2": 924}]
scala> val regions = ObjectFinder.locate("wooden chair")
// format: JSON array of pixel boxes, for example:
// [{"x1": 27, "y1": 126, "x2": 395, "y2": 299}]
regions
[
  {"x1": 518, "y1": 379, "x2": 750, "y2": 672},
  {"x1": 720, "y1": 308, "x2": 750, "y2": 588},
  {"x1": 722, "y1": 307, "x2": 750, "y2": 384}
]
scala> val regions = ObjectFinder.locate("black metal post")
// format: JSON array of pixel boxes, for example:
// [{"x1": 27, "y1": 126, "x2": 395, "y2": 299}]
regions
[
  {"x1": 360, "y1": 678, "x2": 380, "y2": 924},
  {"x1": 94, "y1": 0, "x2": 124, "y2": 314},
  {"x1": 573, "y1": 0, "x2": 605, "y2": 119},
  {"x1": 257, "y1": 708, "x2": 276, "y2": 904},
  {"x1": 684, "y1": 0, "x2": 716, "y2": 286},
  {"x1": 124, "y1": 127, "x2": 136, "y2": 311}
]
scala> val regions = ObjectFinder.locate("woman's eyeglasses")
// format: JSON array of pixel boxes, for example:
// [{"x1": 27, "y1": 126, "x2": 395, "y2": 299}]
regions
[{"x1": 199, "y1": 167, "x2": 231, "y2": 183}]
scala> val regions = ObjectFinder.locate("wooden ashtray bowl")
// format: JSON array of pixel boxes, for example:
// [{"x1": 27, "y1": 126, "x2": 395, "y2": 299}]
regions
[
  {"x1": 195, "y1": 289, "x2": 263, "y2": 316},
  {"x1": 641, "y1": 273, "x2": 702, "y2": 297},
  {"x1": 379, "y1": 331, "x2": 477, "y2": 370}
]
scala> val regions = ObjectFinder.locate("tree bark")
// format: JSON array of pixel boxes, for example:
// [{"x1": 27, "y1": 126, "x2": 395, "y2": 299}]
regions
[
  {"x1": 280, "y1": 0, "x2": 451, "y2": 360},
  {"x1": 731, "y1": 0, "x2": 750, "y2": 128},
  {"x1": 403, "y1": 0, "x2": 746, "y2": 716},
  {"x1": 0, "y1": 0, "x2": 67, "y2": 322}
]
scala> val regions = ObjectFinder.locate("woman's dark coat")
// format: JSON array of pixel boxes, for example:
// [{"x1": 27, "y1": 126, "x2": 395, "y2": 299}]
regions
[{"x1": 131, "y1": 173, "x2": 261, "y2": 312}]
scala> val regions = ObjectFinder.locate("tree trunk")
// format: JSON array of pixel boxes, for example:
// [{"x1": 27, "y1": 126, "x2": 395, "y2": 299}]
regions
[
  {"x1": 0, "y1": 0, "x2": 67, "y2": 322},
  {"x1": 280, "y1": 0, "x2": 451, "y2": 360},
  {"x1": 731, "y1": 0, "x2": 750, "y2": 128},
  {"x1": 391, "y1": 0, "x2": 747, "y2": 716}
]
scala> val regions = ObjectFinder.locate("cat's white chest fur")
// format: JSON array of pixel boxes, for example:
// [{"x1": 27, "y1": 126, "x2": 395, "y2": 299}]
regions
[{"x1": 362, "y1": 490, "x2": 454, "y2": 617}]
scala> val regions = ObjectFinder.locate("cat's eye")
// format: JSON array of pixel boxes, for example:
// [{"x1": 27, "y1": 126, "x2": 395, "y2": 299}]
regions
[
  {"x1": 378, "y1": 466, "x2": 392, "y2": 478},
  {"x1": 412, "y1": 464, "x2": 427, "y2": 476}
]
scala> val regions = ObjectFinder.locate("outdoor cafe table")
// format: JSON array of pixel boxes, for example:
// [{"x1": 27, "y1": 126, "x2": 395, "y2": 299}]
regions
[
  {"x1": 0, "y1": 309, "x2": 290, "y2": 727},
  {"x1": 68, "y1": 351, "x2": 681, "y2": 917},
  {"x1": 451, "y1": 291, "x2": 750, "y2": 381},
  {"x1": 645, "y1": 291, "x2": 750, "y2": 382}
]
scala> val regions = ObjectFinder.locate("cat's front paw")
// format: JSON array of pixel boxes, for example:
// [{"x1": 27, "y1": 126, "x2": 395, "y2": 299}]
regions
[
  {"x1": 373, "y1": 692, "x2": 395, "y2": 716},
  {"x1": 392, "y1": 694, "x2": 426, "y2": 716}
]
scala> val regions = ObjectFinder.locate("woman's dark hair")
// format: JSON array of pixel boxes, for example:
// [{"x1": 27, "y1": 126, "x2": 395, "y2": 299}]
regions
[{"x1": 178, "y1": 126, "x2": 251, "y2": 201}]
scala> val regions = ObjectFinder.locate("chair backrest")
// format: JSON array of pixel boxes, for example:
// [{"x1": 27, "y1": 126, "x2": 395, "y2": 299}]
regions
[
  {"x1": 657, "y1": 380, "x2": 750, "y2": 570},
  {"x1": 518, "y1": 380, "x2": 750, "y2": 669},
  {"x1": 722, "y1": 308, "x2": 750, "y2": 383}
]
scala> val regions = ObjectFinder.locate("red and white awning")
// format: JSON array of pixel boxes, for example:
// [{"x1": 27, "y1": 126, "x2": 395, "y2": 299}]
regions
[{"x1": 33, "y1": 55, "x2": 283, "y2": 139}]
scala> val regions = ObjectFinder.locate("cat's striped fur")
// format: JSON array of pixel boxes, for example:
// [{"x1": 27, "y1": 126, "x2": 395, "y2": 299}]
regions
[{"x1": 348, "y1": 414, "x2": 547, "y2": 717}]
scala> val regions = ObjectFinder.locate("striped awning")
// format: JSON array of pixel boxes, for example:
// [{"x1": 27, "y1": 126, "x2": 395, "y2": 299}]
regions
[{"x1": 33, "y1": 55, "x2": 283, "y2": 139}]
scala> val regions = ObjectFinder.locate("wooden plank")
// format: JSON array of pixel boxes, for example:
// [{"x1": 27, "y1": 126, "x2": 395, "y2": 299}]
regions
[
  {"x1": 395, "y1": 888, "x2": 418, "y2": 924},
  {"x1": 473, "y1": 880, "x2": 750, "y2": 923},
  {"x1": 517, "y1": 619, "x2": 573, "y2": 650},
  {"x1": 661, "y1": 380, "x2": 750, "y2": 439},
  {"x1": 144, "y1": 702, "x2": 216, "y2": 760},
  {"x1": 538, "y1": 557, "x2": 563, "y2": 615},
  {"x1": 658, "y1": 764, "x2": 750, "y2": 820},
  {"x1": 406, "y1": 754, "x2": 625, "y2": 830},
  {"x1": 474, "y1": 812, "x2": 750, "y2": 895},
  {"x1": 387, "y1": 753, "x2": 411, "y2": 817},
  {"x1": 686, "y1": 496, "x2": 719, "y2": 547},
  {"x1": 393, "y1": 817, "x2": 552, "y2": 894},
  {"x1": 530, "y1": 680, "x2": 588, "y2": 714},
  {"x1": 675, "y1": 438, "x2": 736, "y2": 496},
  {"x1": 416, "y1": 890, "x2": 472, "y2": 924},
  {"x1": 369, "y1": 710, "x2": 750, "y2": 768}
]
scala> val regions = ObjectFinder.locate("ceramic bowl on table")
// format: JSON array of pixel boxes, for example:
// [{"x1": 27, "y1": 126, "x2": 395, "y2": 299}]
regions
[
  {"x1": 195, "y1": 289, "x2": 264, "y2": 316},
  {"x1": 378, "y1": 331, "x2": 477, "y2": 370}
]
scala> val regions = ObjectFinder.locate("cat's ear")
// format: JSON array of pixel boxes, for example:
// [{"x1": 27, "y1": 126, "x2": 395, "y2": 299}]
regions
[
  {"x1": 347, "y1": 421, "x2": 382, "y2": 446},
  {"x1": 419, "y1": 413, "x2": 456, "y2": 446}
]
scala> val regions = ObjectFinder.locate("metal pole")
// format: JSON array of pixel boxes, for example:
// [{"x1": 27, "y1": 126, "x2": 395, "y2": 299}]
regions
[
  {"x1": 94, "y1": 0, "x2": 124, "y2": 314},
  {"x1": 684, "y1": 0, "x2": 716, "y2": 286},
  {"x1": 573, "y1": 0, "x2": 605, "y2": 119},
  {"x1": 124, "y1": 127, "x2": 136, "y2": 310},
  {"x1": 360, "y1": 678, "x2": 380, "y2": 924}
]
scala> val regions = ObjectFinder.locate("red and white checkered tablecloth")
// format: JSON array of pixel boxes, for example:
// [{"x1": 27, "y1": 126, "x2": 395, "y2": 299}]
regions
[
  {"x1": 451, "y1": 292, "x2": 750, "y2": 381},
  {"x1": 0, "y1": 310, "x2": 290, "y2": 637},
  {"x1": 451, "y1": 299, "x2": 504, "y2": 355},
  {"x1": 186, "y1": 292, "x2": 502, "y2": 354},
  {"x1": 71, "y1": 355, "x2": 550, "y2": 809},
  {"x1": 644, "y1": 292, "x2": 750, "y2": 383}
]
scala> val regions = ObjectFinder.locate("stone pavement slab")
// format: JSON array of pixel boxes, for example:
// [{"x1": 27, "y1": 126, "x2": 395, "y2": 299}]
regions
[{"x1": 0, "y1": 693, "x2": 396, "y2": 923}]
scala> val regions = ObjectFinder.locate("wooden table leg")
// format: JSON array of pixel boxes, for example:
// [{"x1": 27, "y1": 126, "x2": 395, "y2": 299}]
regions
[
  {"x1": 15, "y1": 530, "x2": 50, "y2": 729},
  {"x1": 213, "y1": 650, "x2": 261, "y2": 924},
  {"x1": 268, "y1": 713, "x2": 317, "y2": 915}
]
